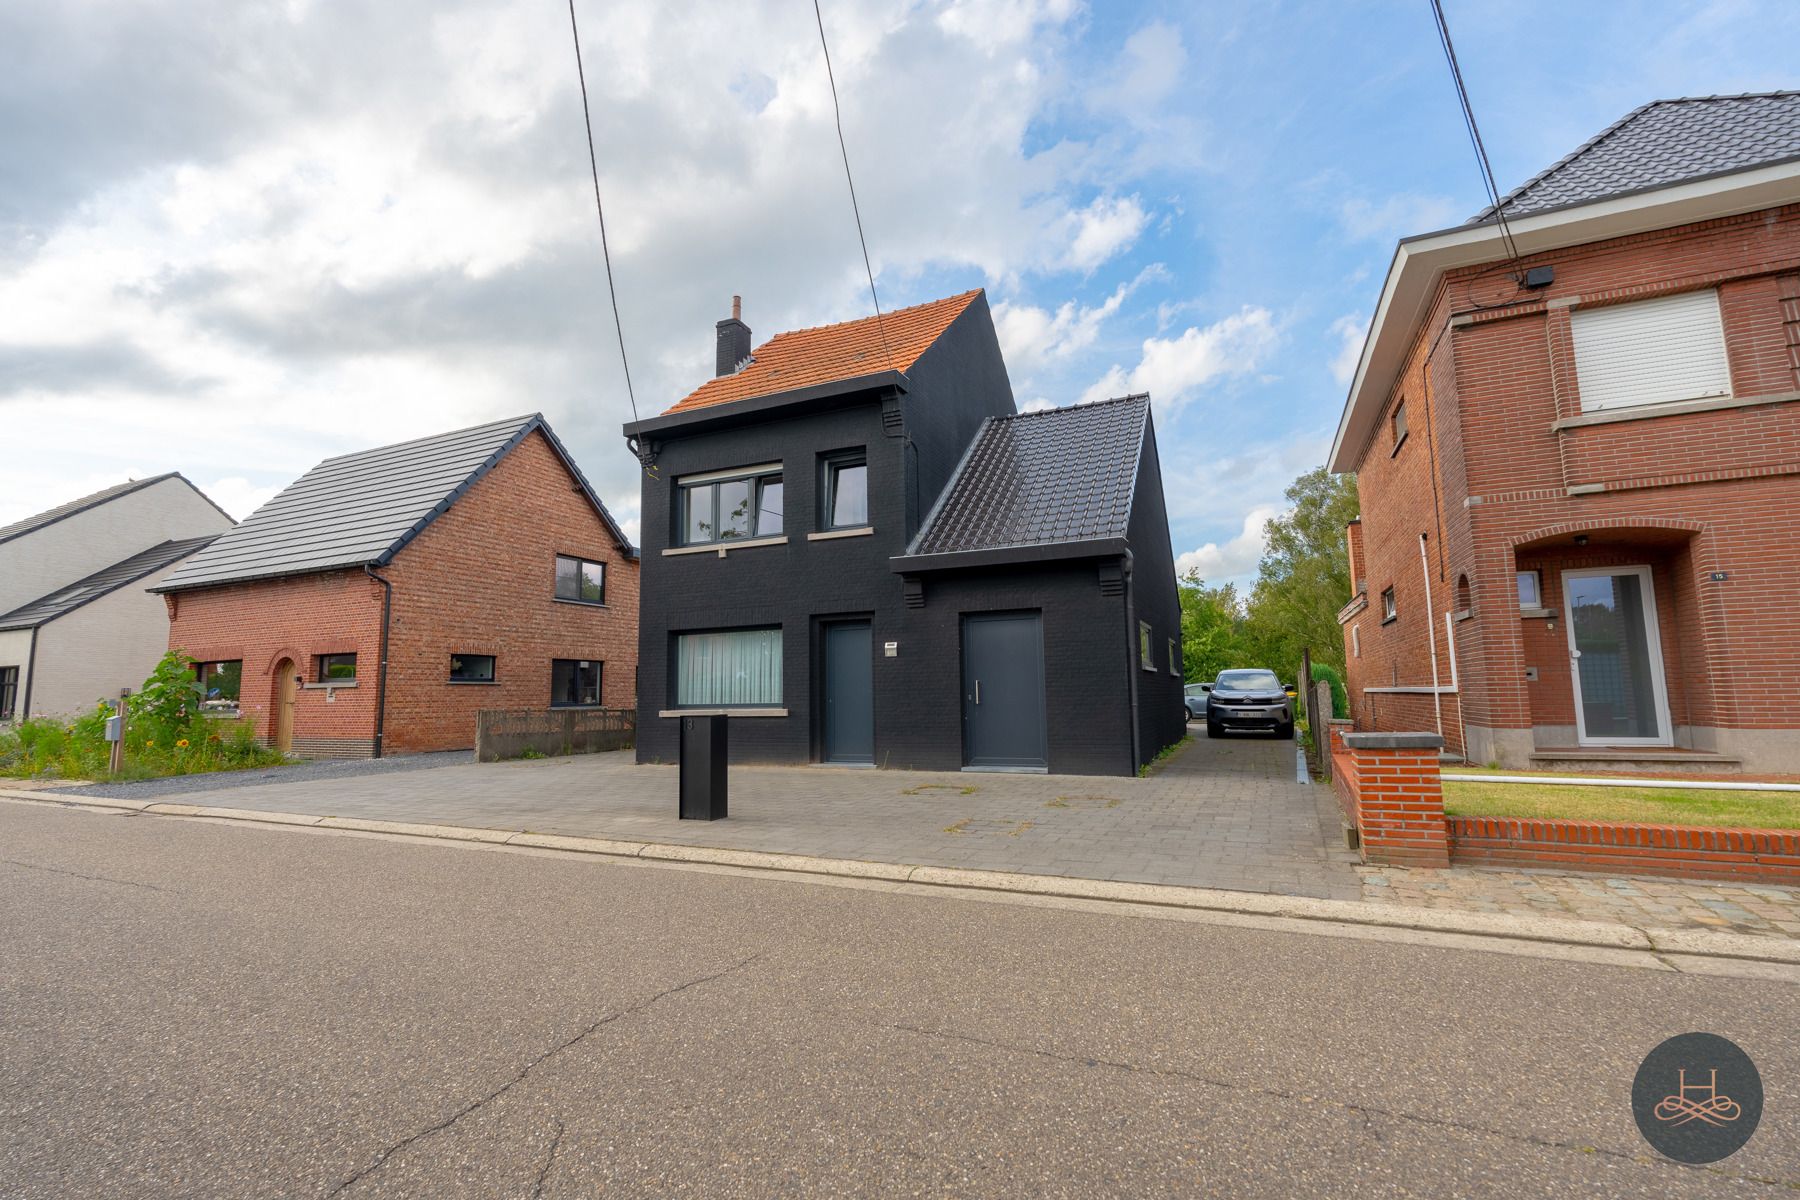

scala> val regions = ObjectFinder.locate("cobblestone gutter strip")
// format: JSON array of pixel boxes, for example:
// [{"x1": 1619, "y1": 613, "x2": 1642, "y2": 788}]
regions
[{"x1": 6, "y1": 787, "x2": 1798, "y2": 968}]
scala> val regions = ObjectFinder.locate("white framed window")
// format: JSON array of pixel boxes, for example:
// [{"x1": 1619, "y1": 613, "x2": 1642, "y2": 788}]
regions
[
  {"x1": 1570, "y1": 289, "x2": 1731, "y2": 413},
  {"x1": 1516, "y1": 570, "x2": 1543, "y2": 610},
  {"x1": 1381, "y1": 587, "x2": 1397, "y2": 622},
  {"x1": 676, "y1": 628, "x2": 782, "y2": 707}
]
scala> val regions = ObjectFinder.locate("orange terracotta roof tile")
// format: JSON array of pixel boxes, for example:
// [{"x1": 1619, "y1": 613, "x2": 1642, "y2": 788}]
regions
[{"x1": 665, "y1": 289, "x2": 983, "y2": 414}]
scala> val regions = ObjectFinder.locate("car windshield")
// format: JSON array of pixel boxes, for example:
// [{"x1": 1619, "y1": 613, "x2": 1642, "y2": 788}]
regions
[{"x1": 1215, "y1": 670, "x2": 1281, "y2": 692}]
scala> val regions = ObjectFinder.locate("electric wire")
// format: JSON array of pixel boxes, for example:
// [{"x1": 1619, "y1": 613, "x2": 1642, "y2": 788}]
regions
[
  {"x1": 812, "y1": 0, "x2": 897, "y2": 373},
  {"x1": 1429, "y1": 0, "x2": 1522, "y2": 265},
  {"x1": 566, "y1": 0, "x2": 651, "y2": 470}
]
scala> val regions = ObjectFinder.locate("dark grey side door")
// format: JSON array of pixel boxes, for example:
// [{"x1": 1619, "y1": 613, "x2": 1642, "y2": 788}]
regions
[
  {"x1": 821, "y1": 621, "x2": 874, "y2": 764},
  {"x1": 961, "y1": 612, "x2": 1048, "y2": 770}
]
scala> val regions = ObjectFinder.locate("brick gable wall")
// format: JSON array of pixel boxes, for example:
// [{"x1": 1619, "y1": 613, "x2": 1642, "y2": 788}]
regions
[{"x1": 1345, "y1": 202, "x2": 1800, "y2": 771}]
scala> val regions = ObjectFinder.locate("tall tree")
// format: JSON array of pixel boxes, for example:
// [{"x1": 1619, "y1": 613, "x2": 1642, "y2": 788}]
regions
[
  {"x1": 1243, "y1": 467, "x2": 1360, "y2": 680},
  {"x1": 1177, "y1": 571, "x2": 1247, "y2": 683}
]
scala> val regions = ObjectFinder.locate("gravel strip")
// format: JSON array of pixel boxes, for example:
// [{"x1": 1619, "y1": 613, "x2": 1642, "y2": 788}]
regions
[{"x1": 52, "y1": 751, "x2": 473, "y2": 801}]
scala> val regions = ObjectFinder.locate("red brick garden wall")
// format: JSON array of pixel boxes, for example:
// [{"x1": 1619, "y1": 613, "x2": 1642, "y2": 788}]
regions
[{"x1": 1448, "y1": 815, "x2": 1800, "y2": 885}]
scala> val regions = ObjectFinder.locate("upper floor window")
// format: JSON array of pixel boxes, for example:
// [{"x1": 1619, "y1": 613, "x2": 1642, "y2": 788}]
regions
[
  {"x1": 822, "y1": 452, "x2": 868, "y2": 530},
  {"x1": 555, "y1": 555, "x2": 606, "y2": 605},
  {"x1": 1381, "y1": 587, "x2": 1397, "y2": 623},
  {"x1": 1571, "y1": 289, "x2": 1731, "y2": 413},
  {"x1": 679, "y1": 465, "x2": 783, "y2": 546},
  {"x1": 317, "y1": 653, "x2": 357, "y2": 681},
  {"x1": 1139, "y1": 621, "x2": 1155, "y2": 670},
  {"x1": 1390, "y1": 400, "x2": 1409, "y2": 454}
]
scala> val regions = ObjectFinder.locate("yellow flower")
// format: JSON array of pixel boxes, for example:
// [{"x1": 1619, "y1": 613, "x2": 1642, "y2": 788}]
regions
[{"x1": 176, "y1": 739, "x2": 190, "y2": 748}]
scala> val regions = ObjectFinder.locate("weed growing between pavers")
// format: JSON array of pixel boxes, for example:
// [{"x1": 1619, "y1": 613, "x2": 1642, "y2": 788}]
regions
[
  {"x1": 1047, "y1": 795, "x2": 1124, "y2": 810},
  {"x1": 944, "y1": 818, "x2": 1034, "y2": 837},
  {"x1": 903, "y1": 783, "x2": 978, "y2": 796}
]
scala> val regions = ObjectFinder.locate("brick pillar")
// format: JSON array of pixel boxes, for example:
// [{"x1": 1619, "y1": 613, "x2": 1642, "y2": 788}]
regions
[{"x1": 1341, "y1": 732, "x2": 1448, "y2": 867}]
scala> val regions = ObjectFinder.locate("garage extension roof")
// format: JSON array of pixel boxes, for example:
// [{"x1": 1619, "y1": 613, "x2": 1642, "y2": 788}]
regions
[
  {"x1": 155, "y1": 414, "x2": 633, "y2": 593},
  {"x1": 894, "y1": 394, "x2": 1150, "y2": 571},
  {"x1": 0, "y1": 536, "x2": 217, "y2": 631}
]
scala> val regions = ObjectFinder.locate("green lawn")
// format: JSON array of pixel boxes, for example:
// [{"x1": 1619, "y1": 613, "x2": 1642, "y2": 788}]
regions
[{"x1": 1443, "y1": 779, "x2": 1800, "y2": 830}]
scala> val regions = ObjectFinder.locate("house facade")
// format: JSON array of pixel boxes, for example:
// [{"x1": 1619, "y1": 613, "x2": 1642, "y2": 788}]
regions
[
  {"x1": 623, "y1": 291, "x2": 1183, "y2": 776},
  {"x1": 154, "y1": 415, "x2": 638, "y2": 757},
  {"x1": 1332, "y1": 92, "x2": 1800, "y2": 773},
  {"x1": 0, "y1": 474, "x2": 234, "y2": 721}
]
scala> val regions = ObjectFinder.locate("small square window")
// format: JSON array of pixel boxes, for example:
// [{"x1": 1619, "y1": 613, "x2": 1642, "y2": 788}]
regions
[
  {"x1": 317, "y1": 653, "x2": 357, "y2": 681},
  {"x1": 194, "y1": 660, "x2": 242, "y2": 705},
  {"x1": 1381, "y1": 587, "x2": 1397, "y2": 622},
  {"x1": 1517, "y1": 570, "x2": 1543, "y2": 610},
  {"x1": 551, "y1": 659, "x2": 602, "y2": 707},
  {"x1": 555, "y1": 554, "x2": 606, "y2": 605},
  {"x1": 1139, "y1": 621, "x2": 1155, "y2": 670},
  {"x1": 1390, "y1": 401, "x2": 1409, "y2": 454},
  {"x1": 823, "y1": 453, "x2": 869, "y2": 530},
  {"x1": 449, "y1": 654, "x2": 496, "y2": 683}
]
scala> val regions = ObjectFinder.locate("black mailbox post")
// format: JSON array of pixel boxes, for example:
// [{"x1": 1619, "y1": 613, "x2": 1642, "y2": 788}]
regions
[{"x1": 679, "y1": 714, "x2": 728, "y2": 820}]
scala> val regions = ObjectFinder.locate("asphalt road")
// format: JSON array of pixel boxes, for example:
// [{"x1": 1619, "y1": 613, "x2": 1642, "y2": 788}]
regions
[{"x1": 2, "y1": 802, "x2": 1795, "y2": 1198}]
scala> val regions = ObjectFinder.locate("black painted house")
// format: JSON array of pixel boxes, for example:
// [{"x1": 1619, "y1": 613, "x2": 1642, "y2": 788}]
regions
[{"x1": 622, "y1": 290, "x2": 1184, "y2": 776}]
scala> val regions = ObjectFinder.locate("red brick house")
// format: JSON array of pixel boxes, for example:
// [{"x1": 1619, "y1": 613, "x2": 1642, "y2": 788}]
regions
[
  {"x1": 1331, "y1": 92, "x2": 1800, "y2": 774},
  {"x1": 154, "y1": 415, "x2": 638, "y2": 757}
]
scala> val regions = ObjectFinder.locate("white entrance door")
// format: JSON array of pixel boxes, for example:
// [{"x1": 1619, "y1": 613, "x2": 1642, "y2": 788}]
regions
[{"x1": 1560, "y1": 565, "x2": 1673, "y2": 747}]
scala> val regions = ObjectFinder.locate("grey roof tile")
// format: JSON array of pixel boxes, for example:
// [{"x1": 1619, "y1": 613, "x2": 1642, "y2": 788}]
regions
[
  {"x1": 904, "y1": 395, "x2": 1149, "y2": 558},
  {"x1": 1471, "y1": 91, "x2": 1800, "y2": 224},
  {"x1": 0, "y1": 536, "x2": 218, "y2": 630},
  {"x1": 156, "y1": 414, "x2": 631, "y2": 593}
]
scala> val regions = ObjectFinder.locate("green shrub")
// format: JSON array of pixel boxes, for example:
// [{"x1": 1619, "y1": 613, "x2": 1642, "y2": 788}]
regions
[{"x1": 1309, "y1": 663, "x2": 1349, "y2": 719}]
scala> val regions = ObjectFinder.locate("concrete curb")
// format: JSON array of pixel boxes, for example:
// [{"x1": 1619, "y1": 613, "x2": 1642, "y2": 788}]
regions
[{"x1": 6, "y1": 786, "x2": 1798, "y2": 967}]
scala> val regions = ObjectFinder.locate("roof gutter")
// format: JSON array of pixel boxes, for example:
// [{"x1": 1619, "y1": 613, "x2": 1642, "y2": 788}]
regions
[
  {"x1": 622, "y1": 370, "x2": 908, "y2": 440},
  {"x1": 364, "y1": 565, "x2": 392, "y2": 759},
  {"x1": 1328, "y1": 158, "x2": 1800, "y2": 473}
]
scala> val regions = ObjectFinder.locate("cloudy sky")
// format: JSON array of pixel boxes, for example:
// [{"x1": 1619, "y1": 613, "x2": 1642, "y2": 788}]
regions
[{"x1": 3, "y1": 0, "x2": 1796, "y2": 587}]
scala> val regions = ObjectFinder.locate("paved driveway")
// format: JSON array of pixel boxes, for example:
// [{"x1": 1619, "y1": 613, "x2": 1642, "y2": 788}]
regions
[{"x1": 139, "y1": 730, "x2": 1362, "y2": 900}]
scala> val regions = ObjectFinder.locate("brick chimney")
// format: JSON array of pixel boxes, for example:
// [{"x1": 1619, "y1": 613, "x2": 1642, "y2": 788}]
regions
[{"x1": 715, "y1": 295, "x2": 752, "y2": 377}]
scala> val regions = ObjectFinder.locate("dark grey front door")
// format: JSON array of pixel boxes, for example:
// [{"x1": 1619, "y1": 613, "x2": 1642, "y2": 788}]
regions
[
  {"x1": 821, "y1": 621, "x2": 874, "y2": 764},
  {"x1": 961, "y1": 612, "x2": 1048, "y2": 770}
]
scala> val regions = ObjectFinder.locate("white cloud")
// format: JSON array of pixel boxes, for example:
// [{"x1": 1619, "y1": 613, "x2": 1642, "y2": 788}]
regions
[
  {"x1": 1337, "y1": 192, "x2": 1459, "y2": 242},
  {"x1": 991, "y1": 277, "x2": 1138, "y2": 374},
  {"x1": 1080, "y1": 306, "x2": 1279, "y2": 409},
  {"x1": 1060, "y1": 194, "x2": 1150, "y2": 272},
  {"x1": 1328, "y1": 312, "x2": 1368, "y2": 387},
  {"x1": 1176, "y1": 504, "x2": 1281, "y2": 585},
  {"x1": 199, "y1": 477, "x2": 284, "y2": 522}
]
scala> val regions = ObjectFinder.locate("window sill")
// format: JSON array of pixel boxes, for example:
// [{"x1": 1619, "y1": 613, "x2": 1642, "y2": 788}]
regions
[
  {"x1": 1380, "y1": 615, "x2": 1398, "y2": 626},
  {"x1": 1520, "y1": 606, "x2": 1556, "y2": 619},
  {"x1": 553, "y1": 597, "x2": 608, "y2": 609},
  {"x1": 448, "y1": 679, "x2": 501, "y2": 685},
  {"x1": 658, "y1": 707, "x2": 789, "y2": 718},
  {"x1": 1550, "y1": 389, "x2": 1798, "y2": 432},
  {"x1": 303, "y1": 680, "x2": 358, "y2": 690},
  {"x1": 550, "y1": 703, "x2": 604, "y2": 710},
  {"x1": 662, "y1": 535, "x2": 788, "y2": 558},
  {"x1": 806, "y1": 526, "x2": 874, "y2": 541}
]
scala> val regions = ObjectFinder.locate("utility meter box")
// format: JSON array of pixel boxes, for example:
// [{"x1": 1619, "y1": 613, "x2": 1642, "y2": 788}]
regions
[
  {"x1": 104, "y1": 715, "x2": 122, "y2": 743},
  {"x1": 679, "y1": 714, "x2": 728, "y2": 820}
]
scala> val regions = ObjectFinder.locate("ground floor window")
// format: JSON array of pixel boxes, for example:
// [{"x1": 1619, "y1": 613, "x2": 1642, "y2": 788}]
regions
[
  {"x1": 195, "y1": 660, "x2": 242, "y2": 712},
  {"x1": 449, "y1": 653, "x2": 496, "y2": 683},
  {"x1": 317, "y1": 653, "x2": 357, "y2": 681},
  {"x1": 551, "y1": 659, "x2": 602, "y2": 707},
  {"x1": 0, "y1": 666, "x2": 16, "y2": 720},
  {"x1": 676, "y1": 628, "x2": 781, "y2": 707}
]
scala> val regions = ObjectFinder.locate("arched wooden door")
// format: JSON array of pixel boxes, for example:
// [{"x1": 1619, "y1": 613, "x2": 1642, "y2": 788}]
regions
[{"x1": 273, "y1": 658, "x2": 297, "y2": 753}]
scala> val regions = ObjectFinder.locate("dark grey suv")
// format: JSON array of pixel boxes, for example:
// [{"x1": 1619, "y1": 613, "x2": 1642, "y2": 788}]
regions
[{"x1": 1205, "y1": 669, "x2": 1294, "y2": 739}]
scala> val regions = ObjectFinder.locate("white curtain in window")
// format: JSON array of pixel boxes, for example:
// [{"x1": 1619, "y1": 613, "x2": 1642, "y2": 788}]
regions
[{"x1": 677, "y1": 629, "x2": 782, "y2": 706}]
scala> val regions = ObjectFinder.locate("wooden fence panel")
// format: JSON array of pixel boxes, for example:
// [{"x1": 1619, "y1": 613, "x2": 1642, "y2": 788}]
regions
[{"x1": 475, "y1": 708, "x2": 635, "y2": 763}]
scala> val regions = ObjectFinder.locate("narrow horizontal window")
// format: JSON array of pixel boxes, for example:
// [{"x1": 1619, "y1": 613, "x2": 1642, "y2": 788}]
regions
[
  {"x1": 676, "y1": 628, "x2": 782, "y2": 706},
  {"x1": 554, "y1": 554, "x2": 606, "y2": 604},
  {"x1": 551, "y1": 659, "x2": 602, "y2": 707},
  {"x1": 449, "y1": 653, "x2": 496, "y2": 683},
  {"x1": 317, "y1": 653, "x2": 357, "y2": 681}
]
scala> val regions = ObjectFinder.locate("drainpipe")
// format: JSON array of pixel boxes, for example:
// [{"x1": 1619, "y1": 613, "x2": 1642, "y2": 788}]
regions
[
  {"x1": 1122, "y1": 550, "x2": 1142, "y2": 774},
  {"x1": 19, "y1": 627, "x2": 39, "y2": 720},
  {"x1": 1418, "y1": 533, "x2": 1443, "y2": 739},
  {"x1": 365, "y1": 565, "x2": 393, "y2": 759}
]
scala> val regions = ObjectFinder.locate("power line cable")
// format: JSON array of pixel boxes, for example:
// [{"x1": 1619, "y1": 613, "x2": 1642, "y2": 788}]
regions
[
  {"x1": 812, "y1": 0, "x2": 897, "y2": 373},
  {"x1": 1429, "y1": 0, "x2": 1521, "y2": 265},
  {"x1": 566, "y1": 0, "x2": 653, "y2": 469}
]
